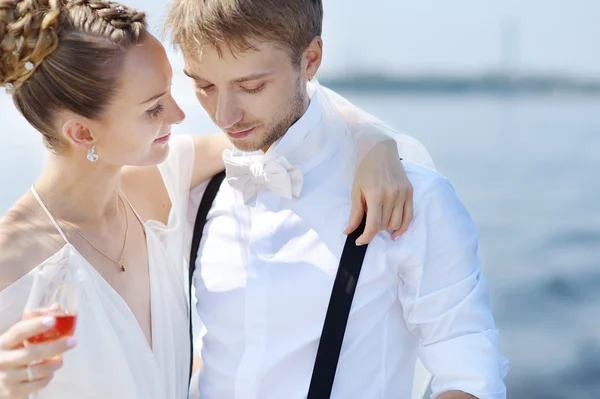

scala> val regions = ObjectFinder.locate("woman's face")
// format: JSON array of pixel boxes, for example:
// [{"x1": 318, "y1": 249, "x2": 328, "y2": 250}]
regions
[{"x1": 80, "y1": 33, "x2": 185, "y2": 167}]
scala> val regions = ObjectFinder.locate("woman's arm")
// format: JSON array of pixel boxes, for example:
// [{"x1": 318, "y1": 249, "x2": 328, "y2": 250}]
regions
[
  {"x1": 348, "y1": 139, "x2": 412, "y2": 245},
  {"x1": 189, "y1": 133, "x2": 413, "y2": 244},
  {"x1": 190, "y1": 133, "x2": 231, "y2": 188}
]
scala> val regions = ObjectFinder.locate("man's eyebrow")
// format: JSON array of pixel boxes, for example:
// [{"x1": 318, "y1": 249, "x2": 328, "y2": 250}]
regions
[
  {"x1": 230, "y1": 72, "x2": 274, "y2": 84},
  {"x1": 183, "y1": 69, "x2": 275, "y2": 84}
]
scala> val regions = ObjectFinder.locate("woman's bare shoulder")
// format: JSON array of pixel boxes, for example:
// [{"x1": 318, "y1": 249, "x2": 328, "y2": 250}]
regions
[{"x1": 0, "y1": 195, "x2": 65, "y2": 291}]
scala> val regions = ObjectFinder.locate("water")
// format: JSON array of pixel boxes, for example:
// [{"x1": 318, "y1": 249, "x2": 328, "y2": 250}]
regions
[
  {"x1": 2, "y1": 85, "x2": 599, "y2": 397},
  {"x1": 343, "y1": 93, "x2": 600, "y2": 399}
]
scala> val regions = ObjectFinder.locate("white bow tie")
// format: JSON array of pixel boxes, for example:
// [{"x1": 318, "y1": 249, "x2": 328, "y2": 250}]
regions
[{"x1": 223, "y1": 150, "x2": 303, "y2": 203}]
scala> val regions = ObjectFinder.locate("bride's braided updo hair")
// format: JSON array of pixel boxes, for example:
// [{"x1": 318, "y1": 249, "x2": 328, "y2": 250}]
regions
[{"x1": 0, "y1": 0, "x2": 147, "y2": 151}]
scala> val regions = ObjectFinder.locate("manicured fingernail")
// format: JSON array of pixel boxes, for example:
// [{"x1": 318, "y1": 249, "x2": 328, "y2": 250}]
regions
[
  {"x1": 66, "y1": 337, "x2": 77, "y2": 347},
  {"x1": 43, "y1": 317, "x2": 56, "y2": 327}
]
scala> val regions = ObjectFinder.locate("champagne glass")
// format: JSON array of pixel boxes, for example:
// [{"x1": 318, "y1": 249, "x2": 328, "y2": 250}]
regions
[{"x1": 23, "y1": 262, "x2": 78, "y2": 398}]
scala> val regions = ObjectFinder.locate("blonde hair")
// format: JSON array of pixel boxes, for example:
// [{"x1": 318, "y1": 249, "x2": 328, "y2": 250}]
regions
[
  {"x1": 165, "y1": 0, "x2": 323, "y2": 67},
  {"x1": 0, "y1": 0, "x2": 147, "y2": 151}
]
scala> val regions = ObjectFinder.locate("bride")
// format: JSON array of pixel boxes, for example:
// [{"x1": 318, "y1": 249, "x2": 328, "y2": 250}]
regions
[{"x1": 0, "y1": 1, "x2": 429, "y2": 398}]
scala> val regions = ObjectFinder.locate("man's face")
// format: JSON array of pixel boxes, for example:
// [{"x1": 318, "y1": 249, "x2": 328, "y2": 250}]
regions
[{"x1": 182, "y1": 41, "x2": 308, "y2": 152}]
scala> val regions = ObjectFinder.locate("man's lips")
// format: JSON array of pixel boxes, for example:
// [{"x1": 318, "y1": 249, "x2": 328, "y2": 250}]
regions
[{"x1": 226, "y1": 127, "x2": 256, "y2": 139}]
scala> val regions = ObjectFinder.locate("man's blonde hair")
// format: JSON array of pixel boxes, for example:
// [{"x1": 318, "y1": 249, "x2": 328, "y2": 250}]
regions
[{"x1": 165, "y1": 0, "x2": 323, "y2": 67}]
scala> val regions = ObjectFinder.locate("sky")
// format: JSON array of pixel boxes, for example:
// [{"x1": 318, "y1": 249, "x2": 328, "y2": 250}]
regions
[
  {"x1": 320, "y1": 0, "x2": 600, "y2": 77},
  {"x1": 132, "y1": 0, "x2": 600, "y2": 78}
]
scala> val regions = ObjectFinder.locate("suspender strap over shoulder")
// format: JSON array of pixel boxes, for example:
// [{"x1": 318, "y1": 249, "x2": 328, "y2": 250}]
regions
[{"x1": 188, "y1": 171, "x2": 226, "y2": 385}]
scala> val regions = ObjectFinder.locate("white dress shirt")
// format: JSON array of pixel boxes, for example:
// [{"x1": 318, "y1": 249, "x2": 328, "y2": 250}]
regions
[{"x1": 191, "y1": 87, "x2": 508, "y2": 399}]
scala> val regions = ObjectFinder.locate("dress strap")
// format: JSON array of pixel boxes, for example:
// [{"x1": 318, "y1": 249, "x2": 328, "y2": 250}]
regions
[{"x1": 30, "y1": 186, "x2": 71, "y2": 245}]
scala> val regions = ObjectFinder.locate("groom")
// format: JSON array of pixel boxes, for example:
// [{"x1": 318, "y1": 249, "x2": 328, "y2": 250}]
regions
[{"x1": 167, "y1": 0, "x2": 507, "y2": 398}]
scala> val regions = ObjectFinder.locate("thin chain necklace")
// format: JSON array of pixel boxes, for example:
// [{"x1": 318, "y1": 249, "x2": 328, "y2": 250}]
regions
[{"x1": 60, "y1": 195, "x2": 129, "y2": 272}]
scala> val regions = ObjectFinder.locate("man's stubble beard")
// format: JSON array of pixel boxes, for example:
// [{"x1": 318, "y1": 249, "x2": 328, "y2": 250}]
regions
[{"x1": 235, "y1": 77, "x2": 308, "y2": 152}]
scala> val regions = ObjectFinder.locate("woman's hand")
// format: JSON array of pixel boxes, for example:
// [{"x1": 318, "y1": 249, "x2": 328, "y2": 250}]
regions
[
  {"x1": 346, "y1": 139, "x2": 413, "y2": 245},
  {"x1": 0, "y1": 316, "x2": 76, "y2": 399}
]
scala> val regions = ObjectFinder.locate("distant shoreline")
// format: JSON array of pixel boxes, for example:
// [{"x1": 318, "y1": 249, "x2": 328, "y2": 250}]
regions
[{"x1": 318, "y1": 73, "x2": 600, "y2": 96}]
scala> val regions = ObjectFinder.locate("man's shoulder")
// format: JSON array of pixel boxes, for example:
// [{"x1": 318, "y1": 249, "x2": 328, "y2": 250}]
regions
[
  {"x1": 401, "y1": 162, "x2": 476, "y2": 239},
  {"x1": 402, "y1": 161, "x2": 454, "y2": 203}
]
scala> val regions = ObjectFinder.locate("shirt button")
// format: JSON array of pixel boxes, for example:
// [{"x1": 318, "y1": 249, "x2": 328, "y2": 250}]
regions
[{"x1": 398, "y1": 271, "x2": 404, "y2": 286}]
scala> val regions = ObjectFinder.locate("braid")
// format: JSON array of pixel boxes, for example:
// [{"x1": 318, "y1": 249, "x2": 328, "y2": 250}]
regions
[
  {"x1": 0, "y1": 0, "x2": 61, "y2": 91},
  {"x1": 66, "y1": 0, "x2": 145, "y2": 42},
  {"x1": 0, "y1": 0, "x2": 145, "y2": 92}
]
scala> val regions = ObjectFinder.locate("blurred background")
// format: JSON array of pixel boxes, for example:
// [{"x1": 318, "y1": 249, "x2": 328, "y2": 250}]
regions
[{"x1": 1, "y1": 1, "x2": 599, "y2": 398}]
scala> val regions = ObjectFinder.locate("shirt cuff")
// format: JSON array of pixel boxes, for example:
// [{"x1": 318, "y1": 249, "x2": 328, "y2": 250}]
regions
[{"x1": 419, "y1": 329, "x2": 509, "y2": 399}]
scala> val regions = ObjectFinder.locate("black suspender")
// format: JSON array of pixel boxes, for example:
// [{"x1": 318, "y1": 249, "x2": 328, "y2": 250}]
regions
[
  {"x1": 188, "y1": 171, "x2": 368, "y2": 398},
  {"x1": 307, "y1": 216, "x2": 368, "y2": 399},
  {"x1": 187, "y1": 171, "x2": 226, "y2": 385}
]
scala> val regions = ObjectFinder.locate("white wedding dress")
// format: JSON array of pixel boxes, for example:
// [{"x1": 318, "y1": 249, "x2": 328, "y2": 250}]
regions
[{"x1": 0, "y1": 136, "x2": 195, "y2": 399}]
